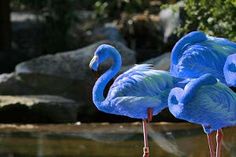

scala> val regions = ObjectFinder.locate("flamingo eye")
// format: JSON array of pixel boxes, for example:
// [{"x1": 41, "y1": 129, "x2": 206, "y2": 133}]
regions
[
  {"x1": 228, "y1": 63, "x2": 236, "y2": 72},
  {"x1": 170, "y1": 95, "x2": 178, "y2": 105}
]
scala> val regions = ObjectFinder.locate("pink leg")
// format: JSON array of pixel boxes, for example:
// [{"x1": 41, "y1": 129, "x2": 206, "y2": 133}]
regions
[
  {"x1": 142, "y1": 108, "x2": 153, "y2": 157},
  {"x1": 142, "y1": 120, "x2": 149, "y2": 157},
  {"x1": 207, "y1": 133, "x2": 215, "y2": 157},
  {"x1": 216, "y1": 129, "x2": 223, "y2": 157},
  {"x1": 147, "y1": 108, "x2": 153, "y2": 122}
]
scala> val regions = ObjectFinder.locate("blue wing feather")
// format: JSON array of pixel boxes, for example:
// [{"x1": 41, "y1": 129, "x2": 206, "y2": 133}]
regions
[
  {"x1": 168, "y1": 74, "x2": 236, "y2": 134},
  {"x1": 186, "y1": 83, "x2": 236, "y2": 133},
  {"x1": 175, "y1": 44, "x2": 227, "y2": 81},
  {"x1": 109, "y1": 96, "x2": 163, "y2": 119},
  {"x1": 105, "y1": 64, "x2": 184, "y2": 119},
  {"x1": 109, "y1": 64, "x2": 181, "y2": 98},
  {"x1": 170, "y1": 31, "x2": 236, "y2": 85},
  {"x1": 92, "y1": 44, "x2": 186, "y2": 119}
]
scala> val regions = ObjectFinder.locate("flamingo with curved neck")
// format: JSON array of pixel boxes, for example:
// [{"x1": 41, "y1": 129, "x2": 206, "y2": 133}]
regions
[
  {"x1": 90, "y1": 45, "x2": 121, "y2": 111},
  {"x1": 168, "y1": 74, "x2": 236, "y2": 157},
  {"x1": 170, "y1": 31, "x2": 236, "y2": 156},
  {"x1": 89, "y1": 44, "x2": 186, "y2": 157}
]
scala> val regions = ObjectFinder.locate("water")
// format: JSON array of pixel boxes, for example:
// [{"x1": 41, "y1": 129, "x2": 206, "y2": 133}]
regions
[{"x1": 0, "y1": 123, "x2": 235, "y2": 157}]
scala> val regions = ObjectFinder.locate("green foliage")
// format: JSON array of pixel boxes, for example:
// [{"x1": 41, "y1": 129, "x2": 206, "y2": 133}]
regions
[
  {"x1": 177, "y1": 0, "x2": 236, "y2": 41},
  {"x1": 93, "y1": 0, "x2": 149, "y2": 20},
  {"x1": 94, "y1": 1, "x2": 109, "y2": 19}
]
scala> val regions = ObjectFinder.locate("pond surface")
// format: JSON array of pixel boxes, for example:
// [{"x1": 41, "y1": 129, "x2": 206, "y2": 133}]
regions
[{"x1": 0, "y1": 123, "x2": 235, "y2": 157}]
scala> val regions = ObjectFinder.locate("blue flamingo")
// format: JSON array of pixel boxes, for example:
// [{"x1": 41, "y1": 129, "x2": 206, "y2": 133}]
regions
[
  {"x1": 224, "y1": 54, "x2": 236, "y2": 86},
  {"x1": 89, "y1": 44, "x2": 185, "y2": 157},
  {"x1": 170, "y1": 31, "x2": 236, "y2": 156},
  {"x1": 170, "y1": 31, "x2": 236, "y2": 86},
  {"x1": 168, "y1": 74, "x2": 236, "y2": 157}
]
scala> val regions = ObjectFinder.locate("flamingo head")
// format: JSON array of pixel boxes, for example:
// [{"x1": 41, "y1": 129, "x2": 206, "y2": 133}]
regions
[{"x1": 89, "y1": 44, "x2": 114, "y2": 71}]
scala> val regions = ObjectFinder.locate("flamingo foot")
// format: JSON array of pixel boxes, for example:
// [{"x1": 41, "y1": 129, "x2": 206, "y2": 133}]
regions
[
  {"x1": 207, "y1": 132, "x2": 215, "y2": 157},
  {"x1": 142, "y1": 120, "x2": 150, "y2": 157},
  {"x1": 142, "y1": 146, "x2": 149, "y2": 157},
  {"x1": 216, "y1": 129, "x2": 223, "y2": 157},
  {"x1": 147, "y1": 108, "x2": 153, "y2": 122}
]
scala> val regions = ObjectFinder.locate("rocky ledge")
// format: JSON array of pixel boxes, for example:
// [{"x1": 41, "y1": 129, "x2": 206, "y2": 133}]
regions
[{"x1": 0, "y1": 95, "x2": 79, "y2": 123}]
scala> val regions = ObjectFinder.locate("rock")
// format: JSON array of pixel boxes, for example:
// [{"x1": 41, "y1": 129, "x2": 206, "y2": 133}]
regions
[
  {"x1": 11, "y1": 11, "x2": 44, "y2": 59},
  {"x1": 11, "y1": 12, "x2": 42, "y2": 23},
  {"x1": 16, "y1": 40, "x2": 135, "y2": 80},
  {"x1": 159, "y1": 1, "x2": 184, "y2": 43},
  {"x1": 0, "y1": 95, "x2": 79, "y2": 123},
  {"x1": 0, "y1": 73, "x2": 34, "y2": 95},
  {"x1": 120, "y1": 12, "x2": 164, "y2": 62},
  {"x1": 143, "y1": 52, "x2": 171, "y2": 70},
  {"x1": 0, "y1": 41, "x2": 136, "y2": 121},
  {"x1": 91, "y1": 24, "x2": 126, "y2": 44},
  {"x1": 0, "y1": 41, "x2": 135, "y2": 104}
]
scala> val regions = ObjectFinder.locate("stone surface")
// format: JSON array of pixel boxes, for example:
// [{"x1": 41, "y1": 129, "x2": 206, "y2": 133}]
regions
[
  {"x1": 15, "y1": 40, "x2": 135, "y2": 80},
  {"x1": 0, "y1": 73, "x2": 33, "y2": 95},
  {"x1": 0, "y1": 41, "x2": 173, "y2": 123},
  {"x1": 143, "y1": 52, "x2": 171, "y2": 70},
  {"x1": 120, "y1": 12, "x2": 164, "y2": 62},
  {"x1": 0, "y1": 95, "x2": 79, "y2": 123},
  {"x1": 0, "y1": 41, "x2": 136, "y2": 122},
  {"x1": 12, "y1": 41, "x2": 135, "y2": 101},
  {"x1": 159, "y1": 1, "x2": 184, "y2": 43},
  {"x1": 91, "y1": 24, "x2": 126, "y2": 44}
]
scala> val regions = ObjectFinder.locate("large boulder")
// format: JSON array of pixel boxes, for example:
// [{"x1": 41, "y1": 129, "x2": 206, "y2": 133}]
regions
[
  {"x1": 11, "y1": 12, "x2": 44, "y2": 59},
  {"x1": 0, "y1": 41, "x2": 136, "y2": 122},
  {"x1": 0, "y1": 45, "x2": 174, "y2": 122},
  {"x1": 16, "y1": 40, "x2": 135, "y2": 80},
  {"x1": 0, "y1": 95, "x2": 79, "y2": 123},
  {"x1": 0, "y1": 73, "x2": 31, "y2": 95}
]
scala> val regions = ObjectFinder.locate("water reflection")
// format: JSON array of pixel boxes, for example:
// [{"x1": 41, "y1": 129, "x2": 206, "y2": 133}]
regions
[
  {"x1": 37, "y1": 134, "x2": 44, "y2": 157},
  {"x1": 0, "y1": 123, "x2": 234, "y2": 157},
  {"x1": 148, "y1": 125, "x2": 185, "y2": 156}
]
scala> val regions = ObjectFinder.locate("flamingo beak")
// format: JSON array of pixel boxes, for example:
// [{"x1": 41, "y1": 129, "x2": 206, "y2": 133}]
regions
[{"x1": 89, "y1": 55, "x2": 99, "y2": 71}]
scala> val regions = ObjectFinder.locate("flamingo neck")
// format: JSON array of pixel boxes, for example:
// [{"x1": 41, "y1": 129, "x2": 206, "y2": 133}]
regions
[
  {"x1": 92, "y1": 49, "x2": 122, "y2": 110},
  {"x1": 171, "y1": 31, "x2": 207, "y2": 65}
]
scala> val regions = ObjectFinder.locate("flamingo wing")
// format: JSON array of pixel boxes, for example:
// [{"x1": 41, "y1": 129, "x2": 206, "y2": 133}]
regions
[
  {"x1": 168, "y1": 74, "x2": 236, "y2": 134},
  {"x1": 104, "y1": 64, "x2": 183, "y2": 118},
  {"x1": 108, "y1": 64, "x2": 182, "y2": 99},
  {"x1": 170, "y1": 31, "x2": 236, "y2": 85},
  {"x1": 171, "y1": 43, "x2": 226, "y2": 81},
  {"x1": 108, "y1": 96, "x2": 163, "y2": 119}
]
